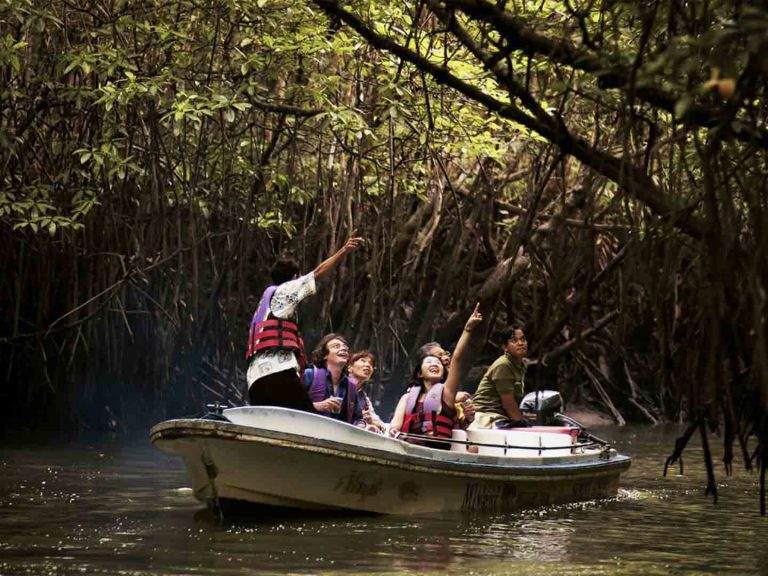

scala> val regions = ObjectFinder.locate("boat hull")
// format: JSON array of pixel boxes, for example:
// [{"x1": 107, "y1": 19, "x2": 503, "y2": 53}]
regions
[{"x1": 151, "y1": 407, "x2": 630, "y2": 515}]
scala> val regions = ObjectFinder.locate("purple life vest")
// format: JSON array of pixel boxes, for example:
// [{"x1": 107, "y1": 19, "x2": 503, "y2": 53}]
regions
[{"x1": 307, "y1": 367, "x2": 358, "y2": 424}]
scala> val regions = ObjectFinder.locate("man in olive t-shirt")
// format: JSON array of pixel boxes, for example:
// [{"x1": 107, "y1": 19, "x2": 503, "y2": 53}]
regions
[{"x1": 470, "y1": 324, "x2": 528, "y2": 429}]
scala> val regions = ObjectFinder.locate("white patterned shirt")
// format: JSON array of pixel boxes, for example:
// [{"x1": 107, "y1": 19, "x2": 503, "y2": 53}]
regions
[{"x1": 247, "y1": 272, "x2": 316, "y2": 387}]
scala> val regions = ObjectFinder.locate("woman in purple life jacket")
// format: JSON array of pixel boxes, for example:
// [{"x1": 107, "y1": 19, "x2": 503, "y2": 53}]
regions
[
  {"x1": 347, "y1": 350, "x2": 386, "y2": 433},
  {"x1": 389, "y1": 304, "x2": 483, "y2": 446}
]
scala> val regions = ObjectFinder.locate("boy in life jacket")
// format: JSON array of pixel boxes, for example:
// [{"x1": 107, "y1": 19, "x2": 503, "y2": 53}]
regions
[
  {"x1": 302, "y1": 334, "x2": 363, "y2": 424},
  {"x1": 389, "y1": 304, "x2": 483, "y2": 448},
  {"x1": 246, "y1": 235, "x2": 364, "y2": 410}
]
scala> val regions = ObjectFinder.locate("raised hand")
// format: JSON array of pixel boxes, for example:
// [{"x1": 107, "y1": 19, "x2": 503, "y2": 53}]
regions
[
  {"x1": 314, "y1": 231, "x2": 366, "y2": 280},
  {"x1": 464, "y1": 302, "x2": 483, "y2": 332},
  {"x1": 343, "y1": 232, "x2": 365, "y2": 253}
]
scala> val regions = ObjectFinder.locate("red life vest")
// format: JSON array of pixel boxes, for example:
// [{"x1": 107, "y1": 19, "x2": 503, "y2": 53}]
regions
[
  {"x1": 402, "y1": 383, "x2": 455, "y2": 441},
  {"x1": 246, "y1": 285, "x2": 307, "y2": 368}
]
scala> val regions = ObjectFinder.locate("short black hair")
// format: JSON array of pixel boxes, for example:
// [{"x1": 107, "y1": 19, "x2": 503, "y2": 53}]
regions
[
  {"x1": 409, "y1": 348, "x2": 447, "y2": 389},
  {"x1": 270, "y1": 258, "x2": 300, "y2": 285},
  {"x1": 500, "y1": 323, "x2": 525, "y2": 343}
]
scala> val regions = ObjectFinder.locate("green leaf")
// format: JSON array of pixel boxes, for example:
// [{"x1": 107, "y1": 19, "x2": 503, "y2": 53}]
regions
[{"x1": 63, "y1": 59, "x2": 79, "y2": 75}]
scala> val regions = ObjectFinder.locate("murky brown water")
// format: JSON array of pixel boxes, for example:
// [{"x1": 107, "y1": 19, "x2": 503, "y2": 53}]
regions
[{"x1": 1, "y1": 425, "x2": 766, "y2": 575}]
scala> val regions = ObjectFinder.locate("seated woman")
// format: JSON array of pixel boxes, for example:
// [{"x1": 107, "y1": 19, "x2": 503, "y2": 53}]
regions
[
  {"x1": 389, "y1": 304, "x2": 483, "y2": 448},
  {"x1": 418, "y1": 341, "x2": 476, "y2": 429},
  {"x1": 347, "y1": 350, "x2": 386, "y2": 433}
]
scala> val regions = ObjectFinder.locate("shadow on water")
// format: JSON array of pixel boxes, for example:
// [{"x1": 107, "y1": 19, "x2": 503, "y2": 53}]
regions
[{"x1": 195, "y1": 500, "x2": 377, "y2": 526}]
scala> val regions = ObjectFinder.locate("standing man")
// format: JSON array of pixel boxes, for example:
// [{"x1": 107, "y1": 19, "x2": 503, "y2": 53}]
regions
[
  {"x1": 246, "y1": 235, "x2": 364, "y2": 410},
  {"x1": 470, "y1": 323, "x2": 529, "y2": 429}
]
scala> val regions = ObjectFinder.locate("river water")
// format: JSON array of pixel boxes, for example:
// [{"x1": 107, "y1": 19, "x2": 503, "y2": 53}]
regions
[{"x1": 1, "y1": 424, "x2": 765, "y2": 575}]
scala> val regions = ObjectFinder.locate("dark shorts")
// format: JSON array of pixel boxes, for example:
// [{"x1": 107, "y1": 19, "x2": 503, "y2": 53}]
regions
[{"x1": 248, "y1": 369, "x2": 317, "y2": 413}]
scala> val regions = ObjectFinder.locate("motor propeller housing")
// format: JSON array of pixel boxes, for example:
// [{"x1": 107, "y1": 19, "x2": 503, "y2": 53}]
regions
[{"x1": 520, "y1": 390, "x2": 563, "y2": 425}]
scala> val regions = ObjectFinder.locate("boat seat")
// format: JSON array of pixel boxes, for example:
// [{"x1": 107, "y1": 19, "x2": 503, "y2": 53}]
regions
[
  {"x1": 516, "y1": 426, "x2": 573, "y2": 434},
  {"x1": 505, "y1": 430, "x2": 572, "y2": 457},
  {"x1": 450, "y1": 429, "x2": 468, "y2": 453},
  {"x1": 467, "y1": 429, "x2": 507, "y2": 456},
  {"x1": 514, "y1": 425, "x2": 579, "y2": 441},
  {"x1": 466, "y1": 428, "x2": 573, "y2": 458}
]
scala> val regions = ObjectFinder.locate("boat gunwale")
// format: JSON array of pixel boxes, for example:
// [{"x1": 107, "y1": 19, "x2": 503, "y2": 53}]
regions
[{"x1": 150, "y1": 418, "x2": 631, "y2": 482}]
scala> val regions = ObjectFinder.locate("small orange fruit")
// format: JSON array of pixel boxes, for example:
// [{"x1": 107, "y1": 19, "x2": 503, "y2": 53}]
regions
[{"x1": 717, "y1": 79, "x2": 736, "y2": 99}]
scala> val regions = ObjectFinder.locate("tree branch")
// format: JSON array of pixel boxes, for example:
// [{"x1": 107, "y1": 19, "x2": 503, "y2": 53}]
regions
[
  {"x1": 312, "y1": 0, "x2": 705, "y2": 239},
  {"x1": 441, "y1": 0, "x2": 768, "y2": 148}
]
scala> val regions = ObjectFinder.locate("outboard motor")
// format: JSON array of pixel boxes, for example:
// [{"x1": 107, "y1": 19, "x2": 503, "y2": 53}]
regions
[{"x1": 520, "y1": 390, "x2": 563, "y2": 425}]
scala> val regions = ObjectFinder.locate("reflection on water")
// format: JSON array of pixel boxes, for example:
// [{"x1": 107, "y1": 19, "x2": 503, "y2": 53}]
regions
[{"x1": 1, "y1": 425, "x2": 766, "y2": 575}]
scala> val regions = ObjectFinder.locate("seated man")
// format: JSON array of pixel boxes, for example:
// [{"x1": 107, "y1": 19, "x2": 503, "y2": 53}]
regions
[
  {"x1": 469, "y1": 323, "x2": 529, "y2": 429},
  {"x1": 303, "y1": 334, "x2": 364, "y2": 425}
]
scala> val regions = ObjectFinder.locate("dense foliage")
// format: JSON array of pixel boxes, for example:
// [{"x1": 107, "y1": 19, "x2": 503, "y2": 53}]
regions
[{"x1": 1, "y1": 0, "x2": 766, "y2": 508}]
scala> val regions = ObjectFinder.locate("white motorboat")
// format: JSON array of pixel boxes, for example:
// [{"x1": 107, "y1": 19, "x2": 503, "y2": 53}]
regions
[{"x1": 150, "y1": 405, "x2": 631, "y2": 515}]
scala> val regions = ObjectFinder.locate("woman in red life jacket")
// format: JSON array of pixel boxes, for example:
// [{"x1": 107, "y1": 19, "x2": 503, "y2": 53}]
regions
[
  {"x1": 389, "y1": 304, "x2": 483, "y2": 448},
  {"x1": 246, "y1": 235, "x2": 363, "y2": 411},
  {"x1": 417, "y1": 341, "x2": 477, "y2": 429}
]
